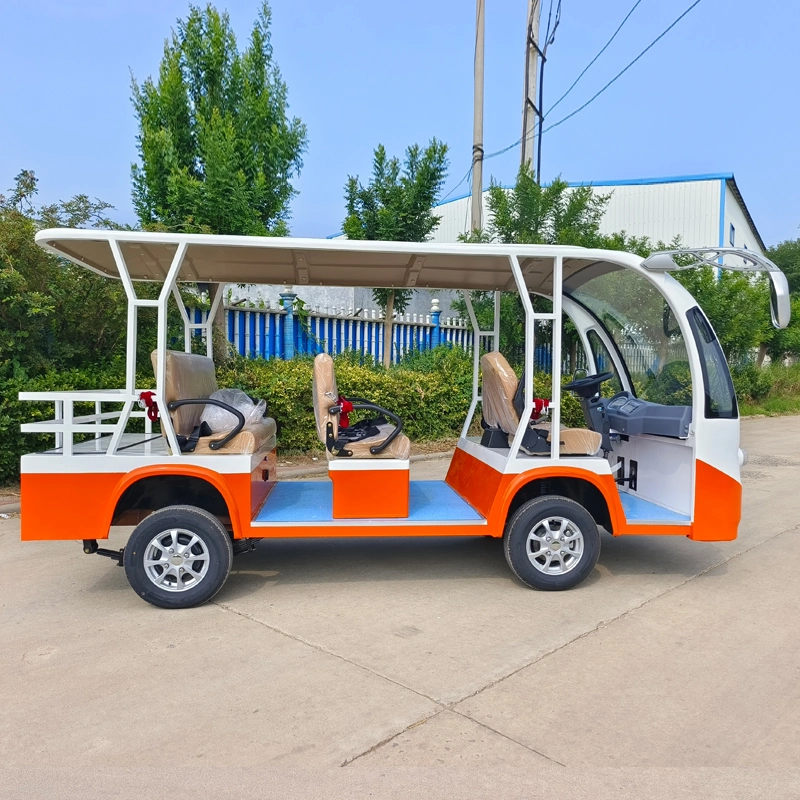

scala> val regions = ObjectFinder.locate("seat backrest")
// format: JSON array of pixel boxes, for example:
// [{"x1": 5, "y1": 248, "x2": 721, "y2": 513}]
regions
[
  {"x1": 481, "y1": 352, "x2": 520, "y2": 435},
  {"x1": 312, "y1": 353, "x2": 339, "y2": 445},
  {"x1": 151, "y1": 349, "x2": 219, "y2": 436}
]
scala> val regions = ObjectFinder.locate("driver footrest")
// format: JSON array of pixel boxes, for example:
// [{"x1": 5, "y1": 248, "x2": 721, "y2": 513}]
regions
[{"x1": 480, "y1": 427, "x2": 509, "y2": 448}]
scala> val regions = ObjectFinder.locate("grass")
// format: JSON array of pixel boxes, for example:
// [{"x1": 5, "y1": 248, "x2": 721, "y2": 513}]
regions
[{"x1": 740, "y1": 396, "x2": 800, "y2": 417}]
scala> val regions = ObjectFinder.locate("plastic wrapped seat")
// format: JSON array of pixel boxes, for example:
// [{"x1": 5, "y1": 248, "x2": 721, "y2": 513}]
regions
[
  {"x1": 480, "y1": 352, "x2": 602, "y2": 457},
  {"x1": 312, "y1": 353, "x2": 411, "y2": 460},
  {"x1": 151, "y1": 350, "x2": 276, "y2": 455}
]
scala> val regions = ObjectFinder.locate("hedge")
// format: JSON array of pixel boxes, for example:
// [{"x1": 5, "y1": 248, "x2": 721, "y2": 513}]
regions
[{"x1": 0, "y1": 347, "x2": 584, "y2": 484}]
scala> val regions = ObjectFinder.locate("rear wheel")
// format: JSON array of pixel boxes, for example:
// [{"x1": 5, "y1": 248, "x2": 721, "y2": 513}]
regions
[
  {"x1": 124, "y1": 505, "x2": 233, "y2": 609},
  {"x1": 504, "y1": 495, "x2": 600, "y2": 590}
]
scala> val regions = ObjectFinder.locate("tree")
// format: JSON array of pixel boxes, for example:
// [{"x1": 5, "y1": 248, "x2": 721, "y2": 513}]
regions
[
  {"x1": 767, "y1": 235, "x2": 800, "y2": 295},
  {"x1": 343, "y1": 140, "x2": 448, "y2": 366},
  {"x1": 0, "y1": 171, "x2": 127, "y2": 380},
  {"x1": 131, "y1": 2, "x2": 307, "y2": 360},
  {"x1": 672, "y1": 267, "x2": 771, "y2": 361},
  {"x1": 483, "y1": 167, "x2": 609, "y2": 247},
  {"x1": 456, "y1": 167, "x2": 614, "y2": 366}
]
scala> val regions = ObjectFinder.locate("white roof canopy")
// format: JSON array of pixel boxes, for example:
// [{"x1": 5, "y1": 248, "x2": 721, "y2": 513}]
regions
[{"x1": 35, "y1": 229, "x2": 640, "y2": 295}]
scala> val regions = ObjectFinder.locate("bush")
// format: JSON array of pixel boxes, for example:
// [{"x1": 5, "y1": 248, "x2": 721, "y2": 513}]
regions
[
  {"x1": 217, "y1": 348, "x2": 476, "y2": 452},
  {"x1": 731, "y1": 363, "x2": 774, "y2": 402},
  {"x1": 219, "y1": 347, "x2": 585, "y2": 451}
]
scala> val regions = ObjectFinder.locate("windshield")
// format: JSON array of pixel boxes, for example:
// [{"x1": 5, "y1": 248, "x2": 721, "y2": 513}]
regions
[{"x1": 569, "y1": 270, "x2": 691, "y2": 405}]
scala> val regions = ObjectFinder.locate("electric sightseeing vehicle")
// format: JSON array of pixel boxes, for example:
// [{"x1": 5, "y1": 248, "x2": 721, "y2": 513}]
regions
[{"x1": 20, "y1": 231, "x2": 791, "y2": 608}]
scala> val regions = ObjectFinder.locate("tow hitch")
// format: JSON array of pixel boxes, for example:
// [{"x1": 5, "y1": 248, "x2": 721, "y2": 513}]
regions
[{"x1": 82, "y1": 539, "x2": 124, "y2": 566}]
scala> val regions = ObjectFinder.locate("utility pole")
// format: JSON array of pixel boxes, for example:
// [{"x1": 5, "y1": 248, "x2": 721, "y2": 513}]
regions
[
  {"x1": 471, "y1": 0, "x2": 485, "y2": 233},
  {"x1": 521, "y1": 0, "x2": 542, "y2": 174}
]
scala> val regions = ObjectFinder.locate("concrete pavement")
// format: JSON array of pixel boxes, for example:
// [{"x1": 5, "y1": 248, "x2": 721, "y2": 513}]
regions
[{"x1": 1, "y1": 416, "x2": 799, "y2": 798}]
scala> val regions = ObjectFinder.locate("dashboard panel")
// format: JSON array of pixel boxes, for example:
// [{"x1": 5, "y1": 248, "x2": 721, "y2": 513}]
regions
[{"x1": 603, "y1": 392, "x2": 692, "y2": 439}]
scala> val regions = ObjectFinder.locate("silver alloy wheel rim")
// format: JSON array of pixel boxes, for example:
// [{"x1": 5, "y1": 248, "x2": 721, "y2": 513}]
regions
[
  {"x1": 143, "y1": 528, "x2": 210, "y2": 593},
  {"x1": 526, "y1": 516, "x2": 584, "y2": 575}
]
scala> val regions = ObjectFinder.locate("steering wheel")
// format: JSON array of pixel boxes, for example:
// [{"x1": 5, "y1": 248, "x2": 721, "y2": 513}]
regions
[{"x1": 562, "y1": 371, "x2": 614, "y2": 398}]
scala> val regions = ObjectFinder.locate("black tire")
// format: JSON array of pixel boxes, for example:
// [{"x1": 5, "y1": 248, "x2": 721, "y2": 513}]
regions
[
  {"x1": 503, "y1": 495, "x2": 600, "y2": 591},
  {"x1": 124, "y1": 505, "x2": 233, "y2": 609}
]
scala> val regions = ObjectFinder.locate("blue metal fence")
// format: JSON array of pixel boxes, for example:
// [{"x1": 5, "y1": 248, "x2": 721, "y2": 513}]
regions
[
  {"x1": 189, "y1": 303, "x2": 473, "y2": 364},
  {"x1": 190, "y1": 303, "x2": 591, "y2": 374}
]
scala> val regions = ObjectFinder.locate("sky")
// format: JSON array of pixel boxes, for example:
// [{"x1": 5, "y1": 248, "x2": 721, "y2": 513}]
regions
[{"x1": 1, "y1": 0, "x2": 798, "y2": 246}]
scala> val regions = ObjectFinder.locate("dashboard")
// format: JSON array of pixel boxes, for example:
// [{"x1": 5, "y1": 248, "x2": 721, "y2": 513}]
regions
[{"x1": 602, "y1": 392, "x2": 692, "y2": 439}]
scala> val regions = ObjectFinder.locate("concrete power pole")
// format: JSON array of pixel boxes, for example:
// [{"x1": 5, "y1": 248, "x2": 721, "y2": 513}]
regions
[
  {"x1": 470, "y1": 0, "x2": 485, "y2": 233},
  {"x1": 521, "y1": 0, "x2": 542, "y2": 174}
]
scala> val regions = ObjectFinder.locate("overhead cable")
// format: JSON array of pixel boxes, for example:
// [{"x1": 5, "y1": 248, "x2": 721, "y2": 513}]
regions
[
  {"x1": 542, "y1": 0, "x2": 704, "y2": 134},
  {"x1": 546, "y1": 0, "x2": 644, "y2": 117}
]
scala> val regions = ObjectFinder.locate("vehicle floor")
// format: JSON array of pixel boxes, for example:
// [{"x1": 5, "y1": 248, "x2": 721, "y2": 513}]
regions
[
  {"x1": 254, "y1": 480, "x2": 484, "y2": 524},
  {"x1": 617, "y1": 490, "x2": 690, "y2": 522}
]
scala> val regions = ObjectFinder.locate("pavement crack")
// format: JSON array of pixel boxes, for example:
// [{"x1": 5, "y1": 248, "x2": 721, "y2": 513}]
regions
[
  {"x1": 451, "y1": 521, "x2": 800, "y2": 709},
  {"x1": 339, "y1": 709, "x2": 446, "y2": 767},
  {"x1": 449, "y1": 707, "x2": 567, "y2": 767},
  {"x1": 213, "y1": 600, "x2": 443, "y2": 709}
]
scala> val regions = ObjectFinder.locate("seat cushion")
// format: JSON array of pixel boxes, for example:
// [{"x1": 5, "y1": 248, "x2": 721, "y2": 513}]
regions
[
  {"x1": 313, "y1": 353, "x2": 339, "y2": 443},
  {"x1": 517, "y1": 426, "x2": 602, "y2": 456},
  {"x1": 314, "y1": 353, "x2": 408, "y2": 460},
  {"x1": 191, "y1": 418, "x2": 277, "y2": 455},
  {"x1": 327, "y1": 424, "x2": 411, "y2": 460}
]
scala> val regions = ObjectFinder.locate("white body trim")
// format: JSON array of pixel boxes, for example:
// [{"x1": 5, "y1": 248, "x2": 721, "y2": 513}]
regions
[{"x1": 327, "y1": 459, "x2": 410, "y2": 472}]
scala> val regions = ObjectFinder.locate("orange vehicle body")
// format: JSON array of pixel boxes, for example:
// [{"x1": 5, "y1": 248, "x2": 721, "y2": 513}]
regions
[{"x1": 20, "y1": 445, "x2": 740, "y2": 544}]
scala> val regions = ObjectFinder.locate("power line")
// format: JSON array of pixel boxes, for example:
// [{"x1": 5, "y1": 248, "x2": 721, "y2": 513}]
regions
[
  {"x1": 446, "y1": 0, "x2": 703, "y2": 202},
  {"x1": 440, "y1": 165, "x2": 473, "y2": 203},
  {"x1": 542, "y1": 0, "x2": 704, "y2": 135},
  {"x1": 546, "y1": 0, "x2": 644, "y2": 117}
]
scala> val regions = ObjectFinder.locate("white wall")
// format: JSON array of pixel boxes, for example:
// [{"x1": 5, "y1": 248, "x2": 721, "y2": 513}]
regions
[
  {"x1": 594, "y1": 179, "x2": 721, "y2": 247},
  {"x1": 723, "y1": 183, "x2": 764, "y2": 256},
  {"x1": 430, "y1": 178, "x2": 724, "y2": 248}
]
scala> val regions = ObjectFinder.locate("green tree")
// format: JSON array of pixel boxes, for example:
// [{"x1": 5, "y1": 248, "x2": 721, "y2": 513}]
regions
[
  {"x1": 673, "y1": 267, "x2": 771, "y2": 362},
  {"x1": 457, "y1": 167, "x2": 614, "y2": 367},
  {"x1": 767, "y1": 235, "x2": 800, "y2": 295},
  {"x1": 131, "y1": 2, "x2": 307, "y2": 360},
  {"x1": 343, "y1": 139, "x2": 449, "y2": 366},
  {"x1": 0, "y1": 171, "x2": 127, "y2": 381},
  {"x1": 483, "y1": 168, "x2": 609, "y2": 246}
]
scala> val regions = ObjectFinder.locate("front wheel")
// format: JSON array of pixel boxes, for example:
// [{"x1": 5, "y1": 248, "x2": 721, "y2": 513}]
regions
[
  {"x1": 504, "y1": 495, "x2": 600, "y2": 590},
  {"x1": 124, "y1": 505, "x2": 233, "y2": 609}
]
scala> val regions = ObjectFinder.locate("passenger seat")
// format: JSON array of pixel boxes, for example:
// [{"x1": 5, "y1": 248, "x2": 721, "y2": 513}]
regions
[
  {"x1": 312, "y1": 353, "x2": 411, "y2": 460},
  {"x1": 151, "y1": 350, "x2": 277, "y2": 455}
]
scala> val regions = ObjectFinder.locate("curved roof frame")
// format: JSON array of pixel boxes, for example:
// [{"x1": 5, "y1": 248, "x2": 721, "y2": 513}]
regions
[
  {"x1": 34, "y1": 229, "x2": 651, "y2": 464},
  {"x1": 35, "y1": 228, "x2": 646, "y2": 295}
]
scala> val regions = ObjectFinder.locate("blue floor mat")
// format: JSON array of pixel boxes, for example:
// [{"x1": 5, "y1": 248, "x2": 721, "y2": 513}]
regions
[
  {"x1": 619, "y1": 492, "x2": 690, "y2": 522},
  {"x1": 254, "y1": 480, "x2": 483, "y2": 523}
]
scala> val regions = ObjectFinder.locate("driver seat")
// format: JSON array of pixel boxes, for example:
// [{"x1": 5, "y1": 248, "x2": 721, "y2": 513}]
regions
[{"x1": 481, "y1": 352, "x2": 602, "y2": 456}]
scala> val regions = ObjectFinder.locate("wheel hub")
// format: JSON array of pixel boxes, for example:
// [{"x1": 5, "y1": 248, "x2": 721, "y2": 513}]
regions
[
  {"x1": 526, "y1": 516, "x2": 584, "y2": 575},
  {"x1": 144, "y1": 528, "x2": 210, "y2": 593}
]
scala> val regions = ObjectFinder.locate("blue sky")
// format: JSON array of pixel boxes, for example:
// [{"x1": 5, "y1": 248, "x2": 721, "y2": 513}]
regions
[{"x1": 1, "y1": 0, "x2": 798, "y2": 245}]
